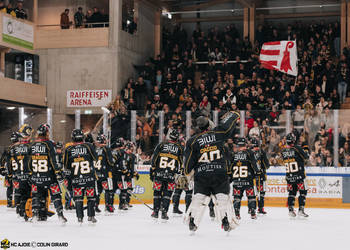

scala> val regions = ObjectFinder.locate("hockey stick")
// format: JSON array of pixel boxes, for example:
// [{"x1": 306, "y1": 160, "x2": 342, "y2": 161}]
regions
[{"x1": 127, "y1": 190, "x2": 153, "y2": 210}]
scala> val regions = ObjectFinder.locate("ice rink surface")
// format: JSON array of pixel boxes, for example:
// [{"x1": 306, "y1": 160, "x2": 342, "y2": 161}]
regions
[{"x1": 0, "y1": 205, "x2": 349, "y2": 250}]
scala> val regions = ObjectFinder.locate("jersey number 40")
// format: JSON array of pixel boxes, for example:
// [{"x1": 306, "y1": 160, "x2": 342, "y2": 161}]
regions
[{"x1": 198, "y1": 150, "x2": 221, "y2": 163}]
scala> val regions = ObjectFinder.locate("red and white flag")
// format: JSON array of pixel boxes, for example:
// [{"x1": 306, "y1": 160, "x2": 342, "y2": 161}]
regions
[{"x1": 259, "y1": 40, "x2": 298, "y2": 76}]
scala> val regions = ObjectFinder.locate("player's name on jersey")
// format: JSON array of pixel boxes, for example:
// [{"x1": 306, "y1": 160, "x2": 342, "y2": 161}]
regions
[{"x1": 159, "y1": 153, "x2": 178, "y2": 160}]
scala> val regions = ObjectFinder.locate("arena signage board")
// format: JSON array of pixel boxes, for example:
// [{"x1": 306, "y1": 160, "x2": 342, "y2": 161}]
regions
[
  {"x1": 2, "y1": 15, "x2": 33, "y2": 50},
  {"x1": 67, "y1": 90, "x2": 112, "y2": 107}
]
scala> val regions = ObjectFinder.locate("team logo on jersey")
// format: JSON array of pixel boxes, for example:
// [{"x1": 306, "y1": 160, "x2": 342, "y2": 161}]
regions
[{"x1": 1, "y1": 239, "x2": 10, "y2": 250}]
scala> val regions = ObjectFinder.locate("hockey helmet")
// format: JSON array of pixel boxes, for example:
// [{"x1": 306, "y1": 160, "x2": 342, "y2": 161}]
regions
[
  {"x1": 71, "y1": 129, "x2": 84, "y2": 142},
  {"x1": 55, "y1": 141, "x2": 63, "y2": 149},
  {"x1": 236, "y1": 137, "x2": 247, "y2": 147},
  {"x1": 250, "y1": 137, "x2": 260, "y2": 147},
  {"x1": 169, "y1": 129, "x2": 179, "y2": 141},
  {"x1": 96, "y1": 134, "x2": 107, "y2": 144},
  {"x1": 286, "y1": 133, "x2": 296, "y2": 145},
  {"x1": 125, "y1": 142, "x2": 134, "y2": 151},
  {"x1": 10, "y1": 132, "x2": 20, "y2": 143},
  {"x1": 196, "y1": 116, "x2": 209, "y2": 131},
  {"x1": 111, "y1": 137, "x2": 124, "y2": 149},
  {"x1": 19, "y1": 124, "x2": 33, "y2": 138},
  {"x1": 37, "y1": 123, "x2": 50, "y2": 136},
  {"x1": 85, "y1": 133, "x2": 94, "y2": 143}
]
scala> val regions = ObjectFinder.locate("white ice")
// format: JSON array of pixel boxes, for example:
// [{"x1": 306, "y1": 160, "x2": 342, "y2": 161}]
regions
[{"x1": 0, "y1": 205, "x2": 349, "y2": 250}]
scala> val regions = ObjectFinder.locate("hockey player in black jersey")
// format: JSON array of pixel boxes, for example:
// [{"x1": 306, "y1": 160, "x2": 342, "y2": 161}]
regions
[
  {"x1": 94, "y1": 134, "x2": 115, "y2": 213},
  {"x1": 281, "y1": 133, "x2": 309, "y2": 218},
  {"x1": 114, "y1": 141, "x2": 136, "y2": 210},
  {"x1": 110, "y1": 138, "x2": 125, "y2": 210},
  {"x1": 10, "y1": 124, "x2": 33, "y2": 221},
  {"x1": 231, "y1": 137, "x2": 259, "y2": 220},
  {"x1": 28, "y1": 124, "x2": 67, "y2": 223},
  {"x1": 63, "y1": 129, "x2": 98, "y2": 223},
  {"x1": 184, "y1": 112, "x2": 240, "y2": 232},
  {"x1": 150, "y1": 129, "x2": 183, "y2": 220},
  {"x1": 250, "y1": 137, "x2": 270, "y2": 215},
  {"x1": 0, "y1": 132, "x2": 20, "y2": 208},
  {"x1": 124, "y1": 142, "x2": 139, "y2": 208}
]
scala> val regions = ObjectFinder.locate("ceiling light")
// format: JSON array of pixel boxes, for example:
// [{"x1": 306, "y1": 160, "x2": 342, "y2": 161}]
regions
[{"x1": 6, "y1": 107, "x2": 16, "y2": 110}]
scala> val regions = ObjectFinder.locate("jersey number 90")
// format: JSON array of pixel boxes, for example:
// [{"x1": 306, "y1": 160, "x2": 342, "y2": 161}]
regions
[{"x1": 285, "y1": 162, "x2": 299, "y2": 173}]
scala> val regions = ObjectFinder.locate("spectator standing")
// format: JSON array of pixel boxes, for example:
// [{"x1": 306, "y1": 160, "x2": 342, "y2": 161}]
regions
[
  {"x1": 0, "y1": 1, "x2": 7, "y2": 13},
  {"x1": 14, "y1": 2, "x2": 27, "y2": 19},
  {"x1": 6, "y1": 3, "x2": 15, "y2": 17},
  {"x1": 60, "y1": 9, "x2": 71, "y2": 29},
  {"x1": 85, "y1": 9, "x2": 93, "y2": 28},
  {"x1": 337, "y1": 62, "x2": 349, "y2": 103},
  {"x1": 74, "y1": 7, "x2": 84, "y2": 28},
  {"x1": 91, "y1": 7, "x2": 103, "y2": 27}
]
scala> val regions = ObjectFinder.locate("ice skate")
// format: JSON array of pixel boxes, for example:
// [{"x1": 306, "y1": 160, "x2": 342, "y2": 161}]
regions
[
  {"x1": 173, "y1": 207, "x2": 183, "y2": 215},
  {"x1": 88, "y1": 216, "x2": 97, "y2": 224},
  {"x1": 298, "y1": 207, "x2": 309, "y2": 218},
  {"x1": 58, "y1": 212, "x2": 67, "y2": 224},
  {"x1": 289, "y1": 207, "x2": 296, "y2": 218},
  {"x1": 258, "y1": 208, "x2": 267, "y2": 215},
  {"x1": 250, "y1": 209, "x2": 257, "y2": 220},
  {"x1": 151, "y1": 210, "x2": 159, "y2": 220},
  {"x1": 189, "y1": 217, "x2": 197, "y2": 233},
  {"x1": 161, "y1": 211, "x2": 169, "y2": 222},
  {"x1": 95, "y1": 206, "x2": 101, "y2": 213}
]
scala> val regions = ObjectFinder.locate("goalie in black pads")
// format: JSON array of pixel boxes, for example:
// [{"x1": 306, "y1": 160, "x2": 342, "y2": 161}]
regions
[
  {"x1": 250, "y1": 137, "x2": 270, "y2": 214},
  {"x1": 184, "y1": 112, "x2": 240, "y2": 232},
  {"x1": 231, "y1": 137, "x2": 259, "y2": 220},
  {"x1": 281, "y1": 133, "x2": 309, "y2": 218},
  {"x1": 63, "y1": 129, "x2": 98, "y2": 223},
  {"x1": 150, "y1": 129, "x2": 183, "y2": 220}
]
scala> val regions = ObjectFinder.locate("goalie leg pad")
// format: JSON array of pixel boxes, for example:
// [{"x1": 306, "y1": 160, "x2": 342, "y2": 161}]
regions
[
  {"x1": 186, "y1": 193, "x2": 210, "y2": 229},
  {"x1": 213, "y1": 193, "x2": 238, "y2": 229}
]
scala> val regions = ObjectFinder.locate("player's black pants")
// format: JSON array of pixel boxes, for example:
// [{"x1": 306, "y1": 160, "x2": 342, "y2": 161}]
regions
[
  {"x1": 73, "y1": 186, "x2": 95, "y2": 219},
  {"x1": 194, "y1": 174, "x2": 230, "y2": 195},
  {"x1": 172, "y1": 188, "x2": 193, "y2": 211},
  {"x1": 287, "y1": 180, "x2": 307, "y2": 208},
  {"x1": 232, "y1": 185, "x2": 256, "y2": 215},
  {"x1": 13, "y1": 180, "x2": 31, "y2": 217},
  {"x1": 153, "y1": 180, "x2": 176, "y2": 212},
  {"x1": 114, "y1": 174, "x2": 132, "y2": 208},
  {"x1": 95, "y1": 179, "x2": 113, "y2": 208},
  {"x1": 31, "y1": 182, "x2": 63, "y2": 215},
  {"x1": 256, "y1": 175, "x2": 266, "y2": 209},
  {"x1": 5, "y1": 178, "x2": 13, "y2": 206}
]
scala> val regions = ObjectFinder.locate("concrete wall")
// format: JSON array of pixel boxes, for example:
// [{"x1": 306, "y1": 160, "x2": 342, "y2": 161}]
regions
[{"x1": 36, "y1": 0, "x2": 156, "y2": 140}]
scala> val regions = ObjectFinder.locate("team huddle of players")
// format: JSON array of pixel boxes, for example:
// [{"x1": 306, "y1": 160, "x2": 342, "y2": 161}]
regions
[
  {"x1": 0, "y1": 123, "x2": 139, "y2": 224},
  {"x1": 150, "y1": 111, "x2": 309, "y2": 233},
  {"x1": 0, "y1": 111, "x2": 309, "y2": 231}
]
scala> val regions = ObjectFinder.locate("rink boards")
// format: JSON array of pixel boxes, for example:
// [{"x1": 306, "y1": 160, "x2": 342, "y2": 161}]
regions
[{"x1": 1, "y1": 166, "x2": 350, "y2": 208}]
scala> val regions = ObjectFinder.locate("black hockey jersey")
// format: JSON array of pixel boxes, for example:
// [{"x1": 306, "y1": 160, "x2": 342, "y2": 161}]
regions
[
  {"x1": 63, "y1": 142, "x2": 97, "y2": 187},
  {"x1": 151, "y1": 141, "x2": 183, "y2": 182},
  {"x1": 28, "y1": 139, "x2": 61, "y2": 186},
  {"x1": 114, "y1": 149, "x2": 135, "y2": 177},
  {"x1": 94, "y1": 146, "x2": 115, "y2": 179},
  {"x1": 184, "y1": 111, "x2": 240, "y2": 179},
  {"x1": 10, "y1": 141, "x2": 31, "y2": 182},
  {"x1": 280, "y1": 145, "x2": 309, "y2": 183},
  {"x1": 251, "y1": 148, "x2": 270, "y2": 175},
  {"x1": 231, "y1": 149, "x2": 258, "y2": 186}
]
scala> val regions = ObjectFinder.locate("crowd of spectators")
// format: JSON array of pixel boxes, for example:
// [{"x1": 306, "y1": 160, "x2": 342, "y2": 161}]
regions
[
  {"x1": 0, "y1": 0, "x2": 27, "y2": 20},
  {"x1": 60, "y1": 6, "x2": 109, "y2": 29},
  {"x1": 106, "y1": 20, "x2": 350, "y2": 166}
]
